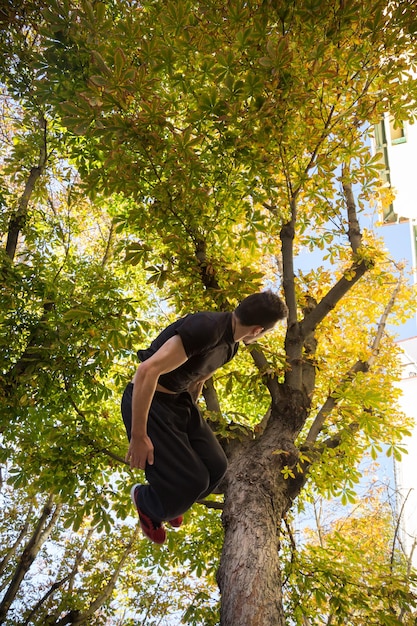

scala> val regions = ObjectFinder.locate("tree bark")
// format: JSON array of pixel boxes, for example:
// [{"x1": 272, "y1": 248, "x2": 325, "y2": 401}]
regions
[
  {"x1": 218, "y1": 390, "x2": 307, "y2": 626},
  {"x1": 218, "y1": 451, "x2": 286, "y2": 625}
]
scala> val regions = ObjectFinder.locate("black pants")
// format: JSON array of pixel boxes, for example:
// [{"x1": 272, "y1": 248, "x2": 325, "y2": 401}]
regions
[{"x1": 121, "y1": 382, "x2": 228, "y2": 522}]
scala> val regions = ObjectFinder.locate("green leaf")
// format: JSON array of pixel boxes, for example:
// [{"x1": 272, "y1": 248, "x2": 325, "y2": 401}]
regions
[
  {"x1": 114, "y1": 48, "x2": 126, "y2": 78},
  {"x1": 89, "y1": 75, "x2": 110, "y2": 88},
  {"x1": 63, "y1": 309, "x2": 92, "y2": 321}
]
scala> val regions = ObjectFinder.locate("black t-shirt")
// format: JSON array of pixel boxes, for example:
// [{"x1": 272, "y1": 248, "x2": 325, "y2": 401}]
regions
[{"x1": 137, "y1": 312, "x2": 239, "y2": 392}]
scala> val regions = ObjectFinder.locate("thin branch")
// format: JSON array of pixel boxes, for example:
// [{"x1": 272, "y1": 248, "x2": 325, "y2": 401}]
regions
[
  {"x1": 101, "y1": 222, "x2": 115, "y2": 267},
  {"x1": 4, "y1": 298, "x2": 55, "y2": 387},
  {"x1": 291, "y1": 103, "x2": 337, "y2": 204},
  {"x1": 23, "y1": 575, "x2": 72, "y2": 625},
  {"x1": 249, "y1": 345, "x2": 280, "y2": 402},
  {"x1": 54, "y1": 528, "x2": 138, "y2": 626},
  {"x1": 22, "y1": 527, "x2": 95, "y2": 626},
  {"x1": 304, "y1": 361, "x2": 368, "y2": 445},
  {"x1": 390, "y1": 488, "x2": 412, "y2": 573},
  {"x1": 67, "y1": 394, "x2": 129, "y2": 466},
  {"x1": 285, "y1": 423, "x2": 359, "y2": 507},
  {"x1": 300, "y1": 259, "x2": 369, "y2": 339},
  {"x1": 196, "y1": 499, "x2": 224, "y2": 510},
  {"x1": 67, "y1": 529, "x2": 94, "y2": 595},
  {"x1": 65, "y1": 393, "x2": 129, "y2": 466},
  {"x1": 301, "y1": 171, "x2": 368, "y2": 339},
  {"x1": 202, "y1": 378, "x2": 221, "y2": 413},
  {"x1": 194, "y1": 237, "x2": 221, "y2": 291},
  {"x1": 281, "y1": 516, "x2": 297, "y2": 587},
  {"x1": 139, "y1": 140, "x2": 197, "y2": 240},
  {"x1": 280, "y1": 212, "x2": 298, "y2": 328},
  {"x1": 86, "y1": 440, "x2": 128, "y2": 466},
  {"x1": 274, "y1": 92, "x2": 338, "y2": 213},
  {"x1": 278, "y1": 142, "x2": 295, "y2": 206},
  {"x1": 142, "y1": 573, "x2": 166, "y2": 626},
  {"x1": 342, "y1": 167, "x2": 361, "y2": 253},
  {"x1": 253, "y1": 406, "x2": 272, "y2": 438},
  {"x1": 0, "y1": 504, "x2": 33, "y2": 582}
]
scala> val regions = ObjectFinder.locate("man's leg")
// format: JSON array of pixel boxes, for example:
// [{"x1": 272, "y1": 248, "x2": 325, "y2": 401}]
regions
[
  {"x1": 121, "y1": 383, "x2": 168, "y2": 543},
  {"x1": 144, "y1": 391, "x2": 224, "y2": 520},
  {"x1": 186, "y1": 400, "x2": 228, "y2": 500},
  {"x1": 121, "y1": 385, "x2": 221, "y2": 522}
]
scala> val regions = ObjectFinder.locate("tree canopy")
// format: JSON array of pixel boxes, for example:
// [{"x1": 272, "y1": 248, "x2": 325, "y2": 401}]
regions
[{"x1": 1, "y1": 0, "x2": 417, "y2": 624}]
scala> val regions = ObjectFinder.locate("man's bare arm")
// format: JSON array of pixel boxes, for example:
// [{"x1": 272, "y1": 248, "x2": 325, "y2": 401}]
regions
[{"x1": 126, "y1": 335, "x2": 188, "y2": 469}]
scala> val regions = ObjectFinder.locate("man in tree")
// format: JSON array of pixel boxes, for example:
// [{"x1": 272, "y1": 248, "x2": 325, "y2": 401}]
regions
[{"x1": 121, "y1": 291, "x2": 288, "y2": 543}]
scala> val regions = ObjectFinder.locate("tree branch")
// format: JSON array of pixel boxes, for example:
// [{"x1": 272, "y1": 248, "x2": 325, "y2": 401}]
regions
[
  {"x1": 202, "y1": 377, "x2": 221, "y2": 413},
  {"x1": 280, "y1": 209, "x2": 305, "y2": 391},
  {"x1": 300, "y1": 260, "x2": 370, "y2": 339},
  {"x1": 101, "y1": 221, "x2": 115, "y2": 267},
  {"x1": 0, "y1": 504, "x2": 33, "y2": 585},
  {"x1": 195, "y1": 236, "x2": 221, "y2": 291},
  {"x1": 280, "y1": 212, "x2": 298, "y2": 328},
  {"x1": 301, "y1": 168, "x2": 369, "y2": 339},
  {"x1": 196, "y1": 498, "x2": 224, "y2": 510},
  {"x1": 390, "y1": 488, "x2": 412, "y2": 574},
  {"x1": 4, "y1": 299, "x2": 55, "y2": 387},
  {"x1": 26, "y1": 528, "x2": 95, "y2": 626},
  {"x1": 285, "y1": 423, "x2": 359, "y2": 507},
  {"x1": 342, "y1": 166, "x2": 361, "y2": 254},
  {"x1": 65, "y1": 393, "x2": 129, "y2": 466},
  {"x1": 0, "y1": 495, "x2": 61, "y2": 623},
  {"x1": 284, "y1": 273, "x2": 403, "y2": 505},
  {"x1": 53, "y1": 528, "x2": 138, "y2": 626},
  {"x1": 5, "y1": 116, "x2": 48, "y2": 261},
  {"x1": 249, "y1": 346, "x2": 281, "y2": 403}
]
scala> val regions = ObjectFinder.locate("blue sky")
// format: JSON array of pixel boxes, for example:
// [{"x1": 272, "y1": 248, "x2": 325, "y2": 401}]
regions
[{"x1": 377, "y1": 220, "x2": 417, "y2": 340}]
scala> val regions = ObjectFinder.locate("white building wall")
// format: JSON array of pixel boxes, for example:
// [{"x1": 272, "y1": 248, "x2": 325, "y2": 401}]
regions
[
  {"x1": 395, "y1": 339, "x2": 417, "y2": 568},
  {"x1": 385, "y1": 117, "x2": 417, "y2": 221},
  {"x1": 374, "y1": 110, "x2": 417, "y2": 569}
]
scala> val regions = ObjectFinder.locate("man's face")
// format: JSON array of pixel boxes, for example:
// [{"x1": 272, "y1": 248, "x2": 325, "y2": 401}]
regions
[{"x1": 242, "y1": 325, "x2": 275, "y2": 345}]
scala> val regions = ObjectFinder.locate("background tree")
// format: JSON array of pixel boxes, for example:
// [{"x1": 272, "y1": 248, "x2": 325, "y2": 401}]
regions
[
  {"x1": 1, "y1": 0, "x2": 417, "y2": 624},
  {"x1": 0, "y1": 16, "x2": 224, "y2": 623},
  {"x1": 283, "y1": 472, "x2": 417, "y2": 625},
  {"x1": 0, "y1": 476, "x2": 222, "y2": 625}
]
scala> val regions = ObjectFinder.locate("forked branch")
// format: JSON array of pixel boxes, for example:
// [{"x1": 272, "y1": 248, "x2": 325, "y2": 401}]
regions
[
  {"x1": 300, "y1": 259, "x2": 369, "y2": 338},
  {"x1": 301, "y1": 171, "x2": 367, "y2": 338}
]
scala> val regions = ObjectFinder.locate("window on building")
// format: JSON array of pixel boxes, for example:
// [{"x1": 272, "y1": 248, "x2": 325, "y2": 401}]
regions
[{"x1": 389, "y1": 116, "x2": 407, "y2": 144}]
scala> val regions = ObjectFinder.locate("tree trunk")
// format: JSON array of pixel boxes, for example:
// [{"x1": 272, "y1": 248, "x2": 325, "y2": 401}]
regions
[
  {"x1": 218, "y1": 389, "x2": 307, "y2": 626},
  {"x1": 218, "y1": 457, "x2": 286, "y2": 626}
]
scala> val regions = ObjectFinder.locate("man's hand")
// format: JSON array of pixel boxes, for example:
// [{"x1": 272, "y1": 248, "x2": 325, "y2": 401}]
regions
[{"x1": 126, "y1": 435, "x2": 154, "y2": 470}]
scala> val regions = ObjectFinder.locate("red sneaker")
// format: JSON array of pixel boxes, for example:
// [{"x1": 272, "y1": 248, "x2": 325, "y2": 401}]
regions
[
  {"x1": 130, "y1": 485, "x2": 166, "y2": 544},
  {"x1": 168, "y1": 515, "x2": 183, "y2": 528}
]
